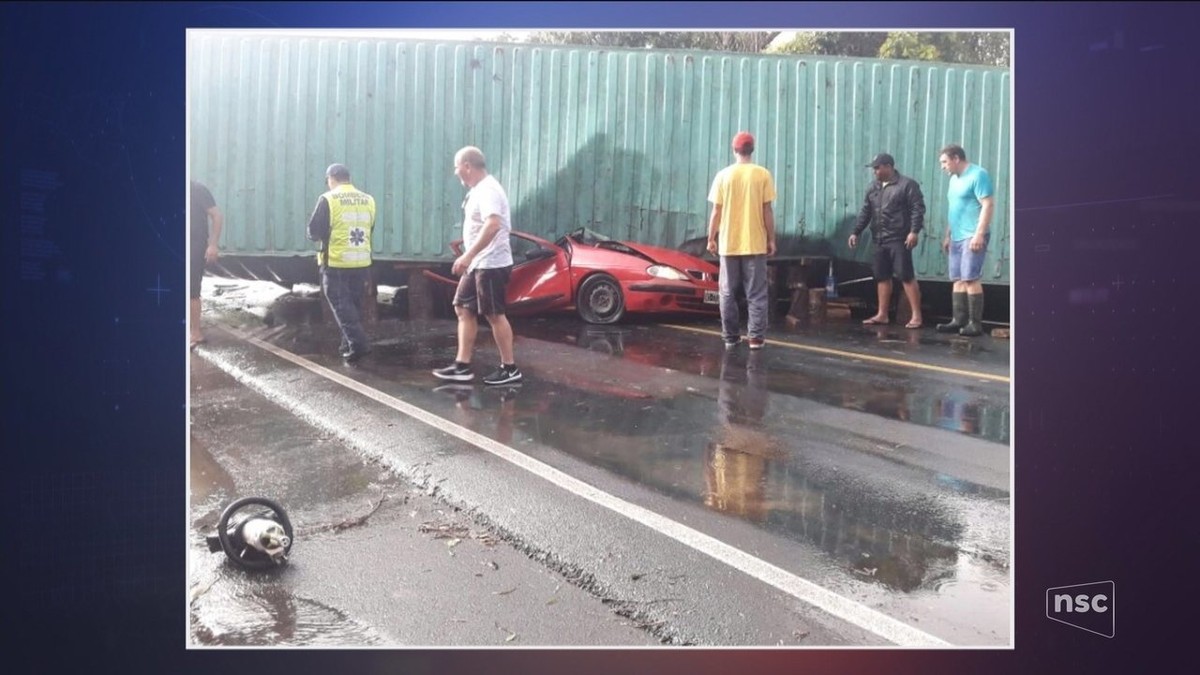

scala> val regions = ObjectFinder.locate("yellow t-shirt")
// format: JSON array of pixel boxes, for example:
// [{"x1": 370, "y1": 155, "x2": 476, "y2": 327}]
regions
[{"x1": 708, "y1": 163, "x2": 777, "y2": 255}]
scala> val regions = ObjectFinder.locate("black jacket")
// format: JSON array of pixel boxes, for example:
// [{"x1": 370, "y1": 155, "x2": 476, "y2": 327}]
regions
[{"x1": 852, "y1": 172, "x2": 926, "y2": 244}]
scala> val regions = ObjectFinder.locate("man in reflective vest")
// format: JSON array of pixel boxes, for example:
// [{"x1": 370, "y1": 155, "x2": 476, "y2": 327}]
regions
[{"x1": 306, "y1": 163, "x2": 376, "y2": 362}]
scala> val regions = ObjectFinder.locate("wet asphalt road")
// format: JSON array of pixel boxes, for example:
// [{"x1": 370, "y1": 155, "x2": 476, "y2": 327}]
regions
[
  {"x1": 190, "y1": 357, "x2": 659, "y2": 646},
  {"x1": 189, "y1": 281, "x2": 1011, "y2": 647}
]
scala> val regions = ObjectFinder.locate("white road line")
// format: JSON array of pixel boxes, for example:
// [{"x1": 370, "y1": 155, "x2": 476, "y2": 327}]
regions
[{"x1": 236, "y1": 332, "x2": 950, "y2": 647}]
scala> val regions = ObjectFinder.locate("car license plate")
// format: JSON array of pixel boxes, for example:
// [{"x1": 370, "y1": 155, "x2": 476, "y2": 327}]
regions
[{"x1": 703, "y1": 290, "x2": 719, "y2": 304}]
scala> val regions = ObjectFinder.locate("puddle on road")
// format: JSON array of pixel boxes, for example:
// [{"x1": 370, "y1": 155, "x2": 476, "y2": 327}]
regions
[
  {"x1": 519, "y1": 320, "x2": 1011, "y2": 445},
  {"x1": 406, "y1": 348, "x2": 1008, "y2": 600},
  {"x1": 192, "y1": 582, "x2": 385, "y2": 646},
  {"x1": 246, "y1": 318, "x2": 1010, "y2": 594},
  {"x1": 229, "y1": 311, "x2": 1011, "y2": 640}
]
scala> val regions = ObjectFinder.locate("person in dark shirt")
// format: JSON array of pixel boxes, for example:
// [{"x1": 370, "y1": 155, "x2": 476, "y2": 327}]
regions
[
  {"x1": 190, "y1": 181, "x2": 223, "y2": 348},
  {"x1": 849, "y1": 153, "x2": 926, "y2": 329}
]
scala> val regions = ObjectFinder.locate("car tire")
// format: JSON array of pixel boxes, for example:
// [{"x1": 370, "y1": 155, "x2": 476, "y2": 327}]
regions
[{"x1": 576, "y1": 273, "x2": 625, "y2": 324}]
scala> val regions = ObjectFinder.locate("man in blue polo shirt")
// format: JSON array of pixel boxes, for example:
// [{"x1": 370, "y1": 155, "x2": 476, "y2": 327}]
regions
[{"x1": 936, "y1": 144, "x2": 995, "y2": 337}]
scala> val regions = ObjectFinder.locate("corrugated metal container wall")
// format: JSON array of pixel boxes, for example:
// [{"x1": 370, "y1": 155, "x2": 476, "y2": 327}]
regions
[{"x1": 189, "y1": 34, "x2": 1010, "y2": 284}]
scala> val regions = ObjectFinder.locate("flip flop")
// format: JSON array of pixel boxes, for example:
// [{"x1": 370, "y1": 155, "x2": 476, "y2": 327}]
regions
[
  {"x1": 905, "y1": 321, "x2": 923, "y2": 329},
  {"x1": 862, "y1": 317, "x2": 888, "y2": 325}
]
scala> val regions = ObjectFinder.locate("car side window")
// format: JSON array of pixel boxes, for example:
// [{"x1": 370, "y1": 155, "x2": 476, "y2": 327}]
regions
[
  {"x1": 510, "y1": 234, "x2": 552, "y2": 265},
  {"x1": 506, "y1": 234, "x2": 540, "y2": 265}
]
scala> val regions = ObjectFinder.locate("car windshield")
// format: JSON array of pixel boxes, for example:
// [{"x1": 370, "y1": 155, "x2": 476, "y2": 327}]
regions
[
  {"x1": 557, "y1": 227, "x2": 614, "y2": 248},
  {"x1": 560, "y1": 227, "x2": 645, "y2": 256}
]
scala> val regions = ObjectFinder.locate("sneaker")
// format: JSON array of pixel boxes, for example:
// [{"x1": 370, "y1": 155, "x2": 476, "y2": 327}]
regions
[
  {"x1": 748, "y1": 337, "x2": 765, "y2": 350},
  {"x1": 483, "y1": 364, "x2": 523, "y2": 386},
  {"x1": 724, "y1": 336, "x2": 741, "y2": 350},
  {"x1": 343, "y1": 346, "x2": 371, "y2": 363},
  {"x1": 433, "y1": 362, "x2": 474, "y2": 381}
]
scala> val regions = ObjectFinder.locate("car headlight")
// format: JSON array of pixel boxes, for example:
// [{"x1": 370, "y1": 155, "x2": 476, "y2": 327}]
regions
[{"x1": 646, "y1": 265, "x2": 690, "y2": 281}]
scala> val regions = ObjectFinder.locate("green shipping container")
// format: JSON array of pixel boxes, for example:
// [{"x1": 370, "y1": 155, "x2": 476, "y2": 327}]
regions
[{"x1": 188, "y1": 32, "x2": 1011, "y2": 284}]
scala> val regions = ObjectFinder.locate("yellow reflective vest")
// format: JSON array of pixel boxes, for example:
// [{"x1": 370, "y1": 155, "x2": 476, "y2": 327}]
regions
[{"x1": 319, "y1": 184, "x2": 375, "y2": 268}]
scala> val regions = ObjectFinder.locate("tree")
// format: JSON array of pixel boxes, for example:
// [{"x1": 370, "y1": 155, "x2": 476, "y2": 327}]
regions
[
  {"x1": 880, "y1": 32, "x2": 1010, "y2": 67},
  {"x1": 878, "y1": 32, "x2": 943, "y2": 62},
  {"x1": 769, "y1": 30, "x2": 1010, "y2": 67},
  {"x1": 767, "y1": 31, "x2": 888, "y2": 58},
  {"x1": 971, "y1": 32, "x2": 1012, "y2": 68},
  {"x1": 508, "y1": 29, "x2": 1009, "y2": 67},
  {"x1": 526, "y1": 31, "x2": 781, "y2": 53}
]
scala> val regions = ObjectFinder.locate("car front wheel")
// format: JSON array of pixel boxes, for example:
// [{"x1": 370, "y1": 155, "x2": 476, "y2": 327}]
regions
[{"x1": 576, "y1": 273, "x2": 625, "y2": 324}]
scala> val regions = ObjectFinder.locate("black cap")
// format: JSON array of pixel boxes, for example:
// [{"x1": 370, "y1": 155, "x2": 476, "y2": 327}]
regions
[
  {"x1": 866, "y1": 153, "x2": 895, "y2": 168},
  {"x1": 325, "y1": 163, "x2": 351, "y2": 181}
]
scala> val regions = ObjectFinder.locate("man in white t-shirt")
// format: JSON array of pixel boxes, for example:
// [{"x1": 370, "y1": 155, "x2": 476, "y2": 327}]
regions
[{"x1": 433, "y1": 146, "x2": 522, "y2": 386}]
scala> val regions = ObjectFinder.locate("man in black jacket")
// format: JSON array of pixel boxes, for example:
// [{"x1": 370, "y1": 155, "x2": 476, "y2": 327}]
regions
[{"x1": 849, "y1": 153, "x2": 926, "y2": 329}]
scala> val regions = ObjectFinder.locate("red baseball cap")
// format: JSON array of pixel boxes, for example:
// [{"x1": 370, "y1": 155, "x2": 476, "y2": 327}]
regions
[{"x1": 732, "y1": 131, "x2": 755, "y2": 153}]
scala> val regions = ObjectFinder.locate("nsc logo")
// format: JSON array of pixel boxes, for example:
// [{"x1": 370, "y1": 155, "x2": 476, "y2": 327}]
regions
[{"x1": 1046, "y1": 581, "x2": 1114, "y2": 638}]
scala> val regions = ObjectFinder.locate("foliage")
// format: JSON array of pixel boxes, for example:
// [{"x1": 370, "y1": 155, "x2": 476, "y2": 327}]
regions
[
  {"x1": 524, "y1": 31, "x2": 782, "y2": 53},
  {"x1": 769, "y1": 30, "x2": 1009, "y2": 67},
  {"x1": 769, "y1": 31, "x2": 887, "y2": 58},
  {"x1": 516, "y1": 30, "x2": 1010, "y2": 67}
]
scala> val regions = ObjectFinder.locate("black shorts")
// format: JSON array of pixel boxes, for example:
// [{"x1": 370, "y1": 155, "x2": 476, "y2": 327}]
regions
[
  {"x1": 872, "y1": 240, "x2": 915, "y2": 282},
  {"x1": 454, "y1": 266, "x2": 512, "y2": 316},
  {"x1": 190, "y1": 247, "x2": 207, "y2": 299}
]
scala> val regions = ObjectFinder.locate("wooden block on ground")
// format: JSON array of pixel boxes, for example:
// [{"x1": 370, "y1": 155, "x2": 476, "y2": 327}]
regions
[
  {"x1": 787, "y1": 287, "x2": 809, "y2": 321},
  {"x1": 808, "y1": 288, "x2": 827, "y2": 319}
]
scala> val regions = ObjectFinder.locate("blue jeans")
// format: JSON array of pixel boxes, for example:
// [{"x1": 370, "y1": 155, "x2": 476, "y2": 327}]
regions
[
  {"x1": 719, "y1": 255, "x2": 769, "y2": 341},
  {"x1": 321, "y1": 267, "x2": 370, "y2": 353}
]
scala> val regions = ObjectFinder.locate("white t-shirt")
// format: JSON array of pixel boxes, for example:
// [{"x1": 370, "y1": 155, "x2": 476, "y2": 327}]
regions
[{"x1": 462, "y1": 174, "x2": 513, "y2": 271}]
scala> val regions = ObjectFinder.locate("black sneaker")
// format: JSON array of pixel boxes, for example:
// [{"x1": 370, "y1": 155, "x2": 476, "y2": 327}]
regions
[
  {"x1": 483, "y1": 364, "x2": 523, "y2": 386},
  {"x1": 433, "y1": 362, "x2": 474, "y2": 381},
  {"x1": 724, "y1": 337, "x2": 741, "y2": 350}
]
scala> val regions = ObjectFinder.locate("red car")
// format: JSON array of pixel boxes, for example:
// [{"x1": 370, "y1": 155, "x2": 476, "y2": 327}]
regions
[{"x1": 426, "y1": 227, "x2": 720, "y2": 324}]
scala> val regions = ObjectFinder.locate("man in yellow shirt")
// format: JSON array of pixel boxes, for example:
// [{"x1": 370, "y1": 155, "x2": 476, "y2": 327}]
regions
[{"x1": 707, "y1": 132, "x2": 777, "y2": 350}]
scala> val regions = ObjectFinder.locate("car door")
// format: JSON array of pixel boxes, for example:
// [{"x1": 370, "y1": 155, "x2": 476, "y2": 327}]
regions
[{"x1": 506, "y1": 232, "x2": 573, "y2": 314}]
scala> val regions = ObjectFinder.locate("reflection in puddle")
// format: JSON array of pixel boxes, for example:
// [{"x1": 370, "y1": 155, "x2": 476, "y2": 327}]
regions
[
  {"x1": 395, "y1": 347, "x2": 1008, "y2": 594},
  {"x1": 530, "y1": 321, "x2": 1010, "y2": 444},
  {"x1": 703, "y1": 443, "x2": 772, "y2": 523},
  {"x1": 704, "y1": 351, "x2": 780, "y2": 524},
  {"x1": 754, "y1": 464, "x2": 963, "y2": 593},
  {"x1": 191, "y1": 584, "x2": 385, "y2": 646},
  {"x1": 498, "y1": 380, "x2": 998, "y2": 597}
]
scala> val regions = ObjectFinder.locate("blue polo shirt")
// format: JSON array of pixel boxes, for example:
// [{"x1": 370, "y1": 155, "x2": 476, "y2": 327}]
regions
[{"x1": 947, "y1": 164, "x2": 994, "y2": 242}]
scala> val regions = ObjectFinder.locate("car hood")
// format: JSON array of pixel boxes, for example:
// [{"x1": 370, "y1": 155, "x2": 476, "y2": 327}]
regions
[{"x1": 619, "y1": 241, "x2": 716, "y2": 273}]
